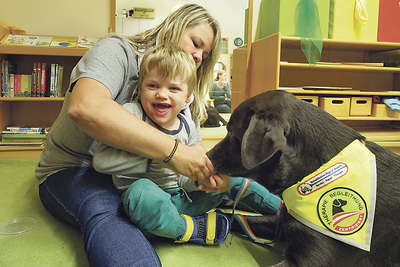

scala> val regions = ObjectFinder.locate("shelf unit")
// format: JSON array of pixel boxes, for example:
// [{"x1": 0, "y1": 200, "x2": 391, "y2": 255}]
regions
[
  {"x1": 0, "y1": 37, "x2": 88, "y2": 159},
  {"x1": 232, "y1": 32, "x2": 400, "y2": 155}
]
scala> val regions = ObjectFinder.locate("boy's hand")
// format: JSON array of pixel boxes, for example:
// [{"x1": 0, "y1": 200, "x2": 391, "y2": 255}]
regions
[{"x1": 198, "y1": 174, "x2": 230, "y2": 193}]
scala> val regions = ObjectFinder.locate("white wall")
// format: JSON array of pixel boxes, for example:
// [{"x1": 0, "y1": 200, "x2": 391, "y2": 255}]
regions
[
  {"x1": 0, "y1": 0, "x2": 110, "y2": 37},
  {"x1": 0, "y1": 0, "x2": 257, "y2": 79},
  {"x1": 116, "y1": 0, "x2": 250, "y2": 79}
]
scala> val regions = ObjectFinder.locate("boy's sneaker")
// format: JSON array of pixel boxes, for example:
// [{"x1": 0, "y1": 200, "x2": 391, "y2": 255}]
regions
[{"x1": 176, "y1": 212, "x2": 230, "y2": 245}]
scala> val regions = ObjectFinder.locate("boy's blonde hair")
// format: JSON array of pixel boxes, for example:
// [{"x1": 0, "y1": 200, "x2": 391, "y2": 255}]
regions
[
  {"x1": 138, "y1": 43, "x2": 197, "y2": 97},
  {"x1": 123, "y1": 4, "x2": 221, "y2": 122}
]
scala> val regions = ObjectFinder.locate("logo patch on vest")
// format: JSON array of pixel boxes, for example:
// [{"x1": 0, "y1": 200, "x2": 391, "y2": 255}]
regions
[
  {"x1": 317, "y1": 187, "x2": 367, "y2": 235},
  {"x1": 298, "y1": 163, "x2": 348, "y2": 195}
]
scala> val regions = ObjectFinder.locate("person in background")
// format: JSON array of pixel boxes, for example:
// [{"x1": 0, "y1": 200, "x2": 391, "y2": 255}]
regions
[
  {"x1": 209, "y1": 70, "x2": 231, "y2": 113},
  {"x1": 36, "y1": 4, "x2": 224, "y2": 266}
]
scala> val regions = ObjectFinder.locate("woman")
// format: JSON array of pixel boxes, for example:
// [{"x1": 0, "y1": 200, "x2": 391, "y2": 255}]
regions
[
  {"x1": 210, "y1": 70, "x2": 231, "y2": 113},
  {"x1": 36, "y1": 4, "x2": 222, "y2": 266}
]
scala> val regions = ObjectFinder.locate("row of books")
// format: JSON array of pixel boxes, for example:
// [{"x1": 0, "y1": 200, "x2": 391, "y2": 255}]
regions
[
  {"x1": 1, "y1": 126, "x2": 49, "y2": 146},
  {"x1": 2, "y1": 34, "x2": 99, "y2": 48},
  {"x1": 1, "y1": 59, "x2": 64, "y2": 97}
]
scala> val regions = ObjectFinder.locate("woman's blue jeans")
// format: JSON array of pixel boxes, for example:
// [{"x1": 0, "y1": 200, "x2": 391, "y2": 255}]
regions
[{"x1": 38, "y1": 166, "x2": 161, "y2": 267}]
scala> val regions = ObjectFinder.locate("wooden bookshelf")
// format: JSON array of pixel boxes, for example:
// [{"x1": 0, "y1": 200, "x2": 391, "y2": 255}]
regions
[
  {"x1": 232, "y1": 33, "x2": 400, "y2": 155},
  {"x1": 0, "y1": 35, "x2": 88, "y2": 159}
]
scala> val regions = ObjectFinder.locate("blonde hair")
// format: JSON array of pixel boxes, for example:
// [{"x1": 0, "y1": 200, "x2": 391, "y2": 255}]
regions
[
  {"x1": 138, "y1": 43, "x2": 197, "y2": 97},
  {"x1": 123, "y1": 4, "x2": 221, "y2": 122}
]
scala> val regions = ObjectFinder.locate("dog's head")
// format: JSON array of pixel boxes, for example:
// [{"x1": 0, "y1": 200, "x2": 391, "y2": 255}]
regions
[{"x1": 207, "y1": 90, "x2": 363, "y2": 193}]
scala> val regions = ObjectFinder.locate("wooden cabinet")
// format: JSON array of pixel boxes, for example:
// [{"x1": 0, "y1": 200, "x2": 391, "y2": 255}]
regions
[
  {"x1": 232, "y1": 32, "x2": 400, "y2": 155},
  {"x1": 0, "y1": 37, "x2": 87, "y2": 159},
  {"x1": 231, "y1": 46, "x2": 248, "y2": 110}
]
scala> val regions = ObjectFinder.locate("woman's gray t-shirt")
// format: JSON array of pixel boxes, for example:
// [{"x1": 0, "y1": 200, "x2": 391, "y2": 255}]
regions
[{"x1": 35, "y1": 36, "x2": 140, "y2": 182}]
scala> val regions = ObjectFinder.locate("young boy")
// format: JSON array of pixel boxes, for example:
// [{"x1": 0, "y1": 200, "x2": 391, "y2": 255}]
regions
[{"x1": 93, "y1": 43, "x2": 282, "y2": 245}]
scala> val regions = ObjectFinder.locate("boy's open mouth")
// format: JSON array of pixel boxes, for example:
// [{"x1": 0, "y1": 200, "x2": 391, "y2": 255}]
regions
[{"x1": 153, "y1": 103, "x2": 171, "y2": 115}]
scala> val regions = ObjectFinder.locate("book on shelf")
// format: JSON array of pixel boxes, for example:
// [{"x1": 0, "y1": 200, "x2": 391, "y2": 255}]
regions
[
  {"x1": 0, "y1": 60, "x2": 3, "y2": 96},
  {"x1": 1, "y1": 59, "x2": 64, "y2": 98},
  {"x1": 35, "y1": 62, "x2": 41, "y2": 97},
  {"x1": 0, "y1": 142, "x2": 44, "y2": 146},
  {"x1": 40, "y1": 63, "x2": 46, "y2": 97},
  {"x1": 77, "y1": 36, "x2": 99, "y2": 48},
  {"x1": 5, "y1": 126, "x2": 49, "y2": 133},
  {"x1": 17, "y1": 74, "x2": 23, "y2": 96},
  {"x1": 50, "y1": 38, "x2": 78, "y2": 48},
  {"x1": 57, "y1": 66, "x2": 64, "y2": 97},
  {"x1": 2, "y1": 131, "x2": 44, "y2": 135},
  {"x1": 36, "y1": 36, "x2": 53, "y2": 47},
  {"x1": 2, "y1": 34, "x2": 53, "y2": 46},
  {"x1": 1, "y1": 126, "x2": 49, "y2": 145},
  {"x1": 49, "y1": 64, "x2": 64, "y2": 97},
  {"x1": 50, "y1": 64, "x2": 55, "y2": 97},
  {"x1": 9, "y1": 73, "x2": 14, "y2": 97},
  {"x1": 1, "y1": 133, "x2": 46, "y2": 144},
  {"x1": 1, "y1": 59, "x2": 17, "y2": 97},
  {"x1": 25, "y1": 74, "x2": 32, "y2": 97},
  {"x1": 3, "y1": 73, "x2": 33, "y2": 97},
  {"x1": 32, "y1": 62, "x2": 41, "y2": 97}
]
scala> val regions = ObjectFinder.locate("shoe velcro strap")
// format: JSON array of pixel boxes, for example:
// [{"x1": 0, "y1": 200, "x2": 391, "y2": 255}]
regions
[
  {"x1": 177, "y1": 214, "x2": 194, "y2": 243},
  {"x1": 206, "y1": 212, "x2": 217, "y2": 244}
]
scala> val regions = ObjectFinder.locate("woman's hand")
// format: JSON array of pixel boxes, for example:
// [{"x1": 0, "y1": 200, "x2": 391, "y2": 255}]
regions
[
  {"x1": 166, "y1": 143, "x2": 215, "y2": 184},
  {"x1": 198, "y1": 174, "x2": 230, "y2": 193},
  {"x1": 164, "y1": 143, "x2": 230, "y2": 193}
]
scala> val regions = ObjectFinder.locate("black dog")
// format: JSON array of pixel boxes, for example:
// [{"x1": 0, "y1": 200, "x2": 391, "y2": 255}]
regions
[
  {"x1": 208, "y1": 90, "x2": 400, "y2": 266},
  {"x1": 201, "y1": 105, "x2": 228, "y2": 127}
]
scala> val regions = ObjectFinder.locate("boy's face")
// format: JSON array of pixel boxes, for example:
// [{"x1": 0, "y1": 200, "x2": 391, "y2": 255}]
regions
[{"x1": 140, "y1": 67, "x2": 191, "y2": 129}]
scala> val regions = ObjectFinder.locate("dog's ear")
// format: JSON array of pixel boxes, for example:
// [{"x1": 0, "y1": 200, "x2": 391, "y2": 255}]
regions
[{"x1": 241, "y1": 114, "x2": 288, "y2": 170}]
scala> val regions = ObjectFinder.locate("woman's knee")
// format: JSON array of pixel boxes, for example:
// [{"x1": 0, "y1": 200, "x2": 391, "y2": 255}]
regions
[{"x1": 216, "y1": 104, "x2": 230, "y2": 113}]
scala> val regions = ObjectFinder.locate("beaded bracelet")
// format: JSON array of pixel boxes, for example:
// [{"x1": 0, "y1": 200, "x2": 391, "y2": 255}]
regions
[{"x1": 164, "y1": 139, "x2": 179, "y2": 163}]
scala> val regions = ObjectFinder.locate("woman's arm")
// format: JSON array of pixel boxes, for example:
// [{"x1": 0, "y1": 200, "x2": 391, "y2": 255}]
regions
[
  {"x1": 68, "y1": 77, "x2": 215, "y2": 184},
  {"x1": 224, "y1": 83, "x2": 232, "y2": 99}
]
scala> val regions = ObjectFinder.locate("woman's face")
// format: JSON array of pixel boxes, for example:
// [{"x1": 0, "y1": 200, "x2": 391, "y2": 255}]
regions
[
  {"x1": 219, "y1": 72, "x2": 227, "y2": 81},
  {"x1": 179, "y1": 22, "x2": 214, "y2": 69}
]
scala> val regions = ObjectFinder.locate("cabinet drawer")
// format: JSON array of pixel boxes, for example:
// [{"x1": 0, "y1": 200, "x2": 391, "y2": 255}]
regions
[
  {"x1": 320, "y1": 97, "x2": 350, "y2": 117},
  {"x1": 295, "y1": 95, "x2": 319, "y2": 106},
  {"x1": 371, "y1": 104, "x2": 400, "y2": 118},
  {"x1": 350, "y1": 97, "x2": 372, "y2": 116}
]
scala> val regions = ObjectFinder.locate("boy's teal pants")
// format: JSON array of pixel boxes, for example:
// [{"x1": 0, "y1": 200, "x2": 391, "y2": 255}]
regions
[{"x1": 122, "y1": 177, "x2": 282, "y2": 239}]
